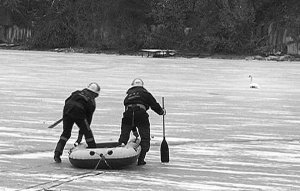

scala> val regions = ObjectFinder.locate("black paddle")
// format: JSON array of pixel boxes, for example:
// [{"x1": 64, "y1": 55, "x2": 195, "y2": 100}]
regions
[
  {"x1": 48, "y1": 118, "x2": 63, "y2": 128},
  {"x1": 160, "y1": 97, "x2": 169, "y2": 163},
  {"x1": 48, "y1": 107, "x2": 73, "y2": 128}
]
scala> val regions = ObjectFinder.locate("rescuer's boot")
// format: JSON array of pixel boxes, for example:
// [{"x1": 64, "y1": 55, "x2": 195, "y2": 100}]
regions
[{"x1": 137, "y1": 150, "x2": 147, "y2": 166}]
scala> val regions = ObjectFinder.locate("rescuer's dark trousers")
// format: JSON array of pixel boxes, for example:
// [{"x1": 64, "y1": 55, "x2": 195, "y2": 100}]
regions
[
  {"x1": 118, "y1": 108, "x2": 150, "y2": 158},
  {"x1": 54, "y1": 115, "x2": 96, "y2": 156}
]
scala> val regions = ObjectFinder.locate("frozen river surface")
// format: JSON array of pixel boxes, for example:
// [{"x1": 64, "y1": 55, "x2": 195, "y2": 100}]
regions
[{"x1": 0, "y1": 50, "x2": 300, "y2": 191}]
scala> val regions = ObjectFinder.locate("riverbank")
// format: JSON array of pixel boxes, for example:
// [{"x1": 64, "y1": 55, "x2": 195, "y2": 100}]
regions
[{"x1": 1, "y1": 43, "x2": 300, "y2": 61}]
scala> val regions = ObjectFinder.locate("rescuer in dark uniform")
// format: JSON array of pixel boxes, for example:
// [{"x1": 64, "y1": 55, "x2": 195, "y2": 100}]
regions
[
  {"x1": 54, "y1": 82, "x2": 101, "y2": 163},
  {"x1": 118, "y1": 78, "x2": 166, "y2": 165}
]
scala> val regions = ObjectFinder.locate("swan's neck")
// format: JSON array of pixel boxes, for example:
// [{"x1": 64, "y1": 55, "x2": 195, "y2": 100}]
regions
[{"x1": 249, "y1": 76, "x2": 252, "y2": 84}]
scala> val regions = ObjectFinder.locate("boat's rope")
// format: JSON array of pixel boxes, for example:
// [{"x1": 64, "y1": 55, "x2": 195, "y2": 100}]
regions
[
  {"x1": 92, "y1": 138, "x2": 141, "y2": 169},
  {"x1": 94, "y1": 151, "x2": 112, "y2": 170}
]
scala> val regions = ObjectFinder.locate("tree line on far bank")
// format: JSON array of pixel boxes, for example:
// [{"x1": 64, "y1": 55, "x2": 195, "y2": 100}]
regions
[{"x1": 1, "y1": 0, "x2": 300, "y2": 55}]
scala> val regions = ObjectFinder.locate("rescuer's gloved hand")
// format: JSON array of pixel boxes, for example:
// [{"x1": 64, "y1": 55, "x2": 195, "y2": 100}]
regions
[
  {"x1": 74, "y1": 134, "x2": 83, "y2": 147},
  {"x1": 133, "y1": 130, "x2": 139, "y2": 138},
  {"x1": 162, "y1": 108, "x2": 166, "y2": 115}
]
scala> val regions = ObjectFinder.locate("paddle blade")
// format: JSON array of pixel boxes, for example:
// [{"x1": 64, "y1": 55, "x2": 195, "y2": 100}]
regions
[{"x1": 160, "y1": 138, "x2": 169, "y2": 163}]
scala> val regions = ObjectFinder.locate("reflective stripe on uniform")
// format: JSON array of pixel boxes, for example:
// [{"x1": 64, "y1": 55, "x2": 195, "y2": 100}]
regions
[
  {"x1": 60, "y1": 136, "x2": 68, "y2": 141},
  {"x1": 84, "y1": 119, "x2": 91, "y2": 131},
  {"x1": 86, "y1": 137, "x2": 95, "y2": 142}
]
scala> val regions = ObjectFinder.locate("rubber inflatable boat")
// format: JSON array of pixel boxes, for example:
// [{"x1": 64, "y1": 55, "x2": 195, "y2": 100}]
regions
[{"x1": 69, "y1": 138, "x2": 141, "y2": 169}]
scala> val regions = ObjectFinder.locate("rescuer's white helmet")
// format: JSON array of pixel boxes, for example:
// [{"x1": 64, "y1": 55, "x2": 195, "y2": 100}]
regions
[
  {"x1": 131, "y1": 78, "x2": 144, "y2": 87},
  {"x1": 87, "y1": 82, "x2": 101, "y2": 95}
]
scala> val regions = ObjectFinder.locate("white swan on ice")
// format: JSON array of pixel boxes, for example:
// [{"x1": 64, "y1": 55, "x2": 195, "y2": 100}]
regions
[{"x1": 249, "y1": 75, "x2": 260, "y2": 89}]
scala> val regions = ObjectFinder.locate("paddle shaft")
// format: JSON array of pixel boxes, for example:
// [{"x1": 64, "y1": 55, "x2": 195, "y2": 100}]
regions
[
  {"x1": 48, "y1": 118, "x2": 63, "y2": 128},
  {"x1": 48, "y1": 107, "x2": 73, "y2": 128},
  {"x1": 162, "y1": 97, "x2": 165, "y2": 138}
]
